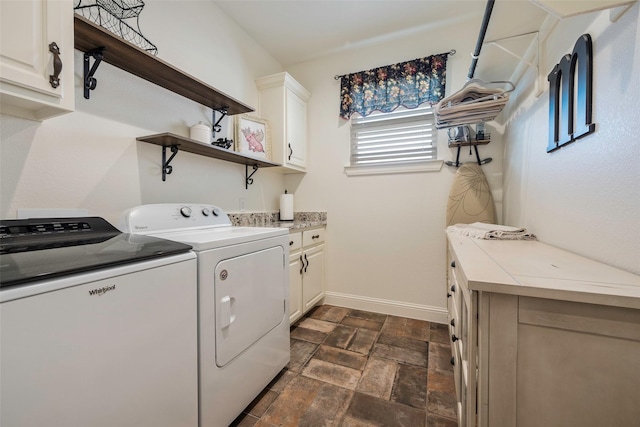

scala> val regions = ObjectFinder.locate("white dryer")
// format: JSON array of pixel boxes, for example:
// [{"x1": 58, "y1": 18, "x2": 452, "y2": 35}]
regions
[{"x1": 120, "y1": 204, "x2": 290, "y2": 427}]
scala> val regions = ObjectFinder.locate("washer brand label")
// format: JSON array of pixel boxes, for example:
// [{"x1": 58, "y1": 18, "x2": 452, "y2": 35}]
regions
[
  {"x1": 134, "y1": 225, "x2": 148, "y2": 230},
  {"x1": 88, "y1": 284, "x2": 116, "y2": 296}
]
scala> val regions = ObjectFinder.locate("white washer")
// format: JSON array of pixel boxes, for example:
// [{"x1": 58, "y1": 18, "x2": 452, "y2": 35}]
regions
[
  {"x1": 120, "y1": 203, "x2": 290, "y2": 427},
  {"x1": 0, "y1": 216, "x2": 198, "y2": 427}
]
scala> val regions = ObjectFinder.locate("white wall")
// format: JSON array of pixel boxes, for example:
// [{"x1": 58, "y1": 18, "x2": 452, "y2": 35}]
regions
[
  {"x1": 285, "y1": 11, "x2": 505, "y2": 322},
  {"x1": 1, "y1": 0, "x2": 285, "y2": 224},
  {"x1": 502, "y1": 3, "x2": 640, "y2": 275},
  {"x1": 8, "y1": 1, "x2": 633, "y2": 323}
]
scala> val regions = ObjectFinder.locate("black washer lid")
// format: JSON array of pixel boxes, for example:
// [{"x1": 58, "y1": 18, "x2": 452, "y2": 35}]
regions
[{"x1": 0, "y1": 217, "x2": 192, "y2": 289}]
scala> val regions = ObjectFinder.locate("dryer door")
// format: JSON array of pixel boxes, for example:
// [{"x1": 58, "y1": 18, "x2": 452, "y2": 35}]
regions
[{"x1": 214, "y1": 246, "x2": 286, "y2": 367}]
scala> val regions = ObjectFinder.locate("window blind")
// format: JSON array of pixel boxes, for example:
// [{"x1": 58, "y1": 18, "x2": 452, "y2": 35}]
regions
[{"x1": 350, "y1": 106, "x2": 437, "y2": 167}]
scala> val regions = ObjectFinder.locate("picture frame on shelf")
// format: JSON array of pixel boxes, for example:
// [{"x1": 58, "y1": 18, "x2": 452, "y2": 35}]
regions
[{"x1": 235, "y1": 114, "x2": 271, "y2": 161}]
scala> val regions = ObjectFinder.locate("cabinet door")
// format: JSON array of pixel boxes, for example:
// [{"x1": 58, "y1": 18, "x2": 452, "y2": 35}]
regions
[
  {"x1": 0, "y1": 0, "x2": 74, "y2": 120},
  {"x1": 289, "y1": 250, "x2": 303, "y2": 324},
  {"x1": 285, "y1": 88, "x2": 307, "y2": 169},
  {"x1": 302, "y1": 244, "x2": 324, "y2": 312}
]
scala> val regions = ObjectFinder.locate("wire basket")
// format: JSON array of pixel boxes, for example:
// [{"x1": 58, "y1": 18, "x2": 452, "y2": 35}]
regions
[
  {"x1": 96, "y1": 0, "x2": 144, "y2": 19},
  {"x1": 74, "y1": 0, "x2": 158, "y2": 55}
]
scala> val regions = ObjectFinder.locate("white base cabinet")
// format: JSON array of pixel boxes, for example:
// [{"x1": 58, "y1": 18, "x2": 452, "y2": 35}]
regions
[
  {"x1": 256, "y1": 72, "x2": 310, "y2": 173},
  {"x1": 446, "y1": 232, "x2": 640, "y2": 427},
  {"x1": 289, "y1": 227, "x2": 325, "y2": 324},
  {"x1": 0, "y1": 0, "x2": 74, "y2": 120}
]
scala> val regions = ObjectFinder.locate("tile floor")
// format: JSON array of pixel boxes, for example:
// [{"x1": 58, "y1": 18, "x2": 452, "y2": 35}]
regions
[{"x1": 231, "y1": 305, "x2": 458, "y2": 427}]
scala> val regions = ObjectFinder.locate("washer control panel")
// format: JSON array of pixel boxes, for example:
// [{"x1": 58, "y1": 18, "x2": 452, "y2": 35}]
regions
[{"x1": 120, "y1": 203, "x2": 231, "y2": 233}]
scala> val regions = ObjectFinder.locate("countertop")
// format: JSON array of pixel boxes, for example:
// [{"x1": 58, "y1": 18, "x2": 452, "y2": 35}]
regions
[
  {"x1": 228, "y1": 211, "x2": 326, "y2": 232},
  {"x1": 447, "y1": 232, "x2": 640, "y2": 309},
  {"x1": 267, "y1": 220, "x2": 327, "y2": 231}
]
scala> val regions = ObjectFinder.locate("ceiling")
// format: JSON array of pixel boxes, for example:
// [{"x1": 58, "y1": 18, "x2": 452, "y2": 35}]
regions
[{"x1": 213, "y1": 0, "x2": 550, "y2": 80}]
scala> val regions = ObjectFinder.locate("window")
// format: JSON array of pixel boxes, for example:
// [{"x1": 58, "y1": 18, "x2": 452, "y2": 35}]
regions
[{"x1": 345, "y1": 105, "x2": 441, "y2": 176}]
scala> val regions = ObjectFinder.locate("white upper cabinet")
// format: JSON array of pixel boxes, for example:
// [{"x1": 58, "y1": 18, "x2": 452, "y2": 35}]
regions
[
  {"x1": 256, "y1": 72, "x2": 311, "y2": 172},
  {"x1": 0, "y1": 0, "x2": 74, "y2": 121}
]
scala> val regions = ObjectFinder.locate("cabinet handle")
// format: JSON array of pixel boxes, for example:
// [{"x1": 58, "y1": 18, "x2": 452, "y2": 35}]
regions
[
  {"x1": 450, "y1": 319, "x2": 455, "y2": 327},
  {"x1": 49, "y1": 42, "x2": 62, "y2": 89},
  {"x1": 450, "y1": 357, "x2": 455, "y2": 366},
  {"x1": 452, "y1": 334, "x2": 458, "y2": 342},
  {"x1": 451, "y1": 260, "x2": 456, "y2": 268},
  {"x1": 288, "y1": 143, "x2": 293, "y2": 161},
  {"x1": 447, "y1": 292, "x2": 452, "y2": 298},
  {"x1": 299, "y1": 255, "x2": 304, "y2": 275},
  {"x1": 450, "y1": 284, "x2": 456, "y2": 293},
  {"x1": 312, "y1": 234, "x2": 320, "y2": 239},
  {"x1": 304, "y1": 253, "x2": 309, "y2": 273},
  {"x1": 289, "y1": 241, "x2": 294, "y2": 246}
]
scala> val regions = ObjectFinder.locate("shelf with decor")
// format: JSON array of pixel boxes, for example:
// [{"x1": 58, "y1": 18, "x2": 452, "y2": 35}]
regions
[
  {"x1": 137, "y1": 133, "x2": 280, "y2": 187},
  {"x1": 75, "y1": 14, "x2": 276, "y2": 187},
  {"x1": 74, "y1": 14, "x2": 253, "y2": 115}
]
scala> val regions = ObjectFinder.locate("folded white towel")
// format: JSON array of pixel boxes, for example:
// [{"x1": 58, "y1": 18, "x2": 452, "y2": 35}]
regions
[{"x1": 447, "y1": 222, "x2": 537, "y2": 240}]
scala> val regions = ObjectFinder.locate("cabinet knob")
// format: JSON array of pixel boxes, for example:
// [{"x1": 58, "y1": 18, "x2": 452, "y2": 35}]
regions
[
  {"x1": 450, "y1": 357, "x2": 455, "y2": 366},
  {"x1": 450, "y1": 284, "x2": 456, "y2": 293},
  {"x1": 447, "y1": 293, "x2": 452, "y2": 298},
  {"x1": 452, "y1": 335, "x2": 458, "y2": 342},
  {"x1": 451, "y1": 260, "x2": 456, "y2": 268},
  {"x1": 450, "y1": 319, "x2": 455, "y2": 327}
]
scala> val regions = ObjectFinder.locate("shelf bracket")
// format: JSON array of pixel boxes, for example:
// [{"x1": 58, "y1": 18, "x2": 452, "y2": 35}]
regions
[
  {"x1": 83, "y1": 47, "x2": 106, "y2": 99},
  {"x1": 245, "y1": 164, "x2": 259, "y2": 189},
  {"x1": 212, "y1": 107, "x2": 229, "y2": 136},
  {"x1": 162, "y1": 145, "x2": 179, "y2": 181}
]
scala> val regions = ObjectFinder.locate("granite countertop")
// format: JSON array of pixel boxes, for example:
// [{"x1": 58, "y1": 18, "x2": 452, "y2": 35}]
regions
[{"x1": 228, "y1": 212, "x2": 326, "y2": 232}]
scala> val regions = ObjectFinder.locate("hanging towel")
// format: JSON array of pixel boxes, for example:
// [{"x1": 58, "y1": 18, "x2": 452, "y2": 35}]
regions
[{"x1": 447, "y1": 222, "x2": 537, "y2": 240}]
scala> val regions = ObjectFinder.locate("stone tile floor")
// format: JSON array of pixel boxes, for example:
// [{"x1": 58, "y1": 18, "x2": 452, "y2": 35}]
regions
[{"x1": 231, "y1": 305, "x2": 458, "y2": 427}]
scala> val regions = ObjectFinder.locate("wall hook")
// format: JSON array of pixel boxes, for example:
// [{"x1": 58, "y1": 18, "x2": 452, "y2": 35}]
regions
[{"x1": 445, "y1": 144, "x2": 492, "y2": 167}]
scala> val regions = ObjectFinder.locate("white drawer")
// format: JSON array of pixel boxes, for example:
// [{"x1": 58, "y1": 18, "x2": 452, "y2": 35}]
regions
[
  {"x1": 302, "y1": 228, "x2": 325, "y2": 247},
  {"x1": 288, "y1": 232, "x2": 302, "y2": 251}
]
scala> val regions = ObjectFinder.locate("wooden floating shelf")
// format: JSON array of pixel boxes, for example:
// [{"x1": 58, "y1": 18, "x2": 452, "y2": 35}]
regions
[
  {"x1": 137, "y1": 133, "x2": 281, "y2": 168},
  {"x1": 74, "y1": 15, "x2": 253, "y2": 115}
]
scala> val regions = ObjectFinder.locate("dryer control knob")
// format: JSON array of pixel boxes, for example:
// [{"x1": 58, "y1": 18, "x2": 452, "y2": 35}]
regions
[
  {"x1": 212, "y1": 208, "x2": 220, "y2": 217},
  {"x1": 202, "y1": 208, "x2": 210, "y2": 216},
  {"x1": 180, "y1": 206, "x2": 192, "y2": 218}
]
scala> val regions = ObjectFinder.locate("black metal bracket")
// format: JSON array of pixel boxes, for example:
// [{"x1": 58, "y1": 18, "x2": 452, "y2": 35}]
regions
[
  {"x1": 162, "y1": 145, "x2": 179, "y2": 181},
  {"x1": 212, "y1": 107, "x2": 229, "y2": 137},
  {"x1": 445, "y1": 144, "x2": 492, "y2": 168},
  {"x1": 83, "y1": 47, "x2": 105, "y2": 99},
  {"x1": 246, "y1": 164, "x2": 259, "y2": 189}
]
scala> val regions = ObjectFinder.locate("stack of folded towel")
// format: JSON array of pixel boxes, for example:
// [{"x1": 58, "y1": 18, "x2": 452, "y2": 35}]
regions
[{"x1": 446, "y1": 222, "x2": 537, "y2": 241}]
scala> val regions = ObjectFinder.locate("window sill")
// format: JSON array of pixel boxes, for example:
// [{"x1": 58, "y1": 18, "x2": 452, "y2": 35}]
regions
[{"x1": 344, "y1": 160, "x2": 443, "y2": 176}]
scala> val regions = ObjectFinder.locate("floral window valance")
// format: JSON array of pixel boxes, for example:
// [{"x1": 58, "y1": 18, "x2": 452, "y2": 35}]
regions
[{"x1": 338, "y1": 52, "x2": 450, "y2": 120}]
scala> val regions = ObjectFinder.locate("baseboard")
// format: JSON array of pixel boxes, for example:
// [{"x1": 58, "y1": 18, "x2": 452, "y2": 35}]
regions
[{"x1": 322, "y1": 291, "x2": 448, "y2": 324}]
